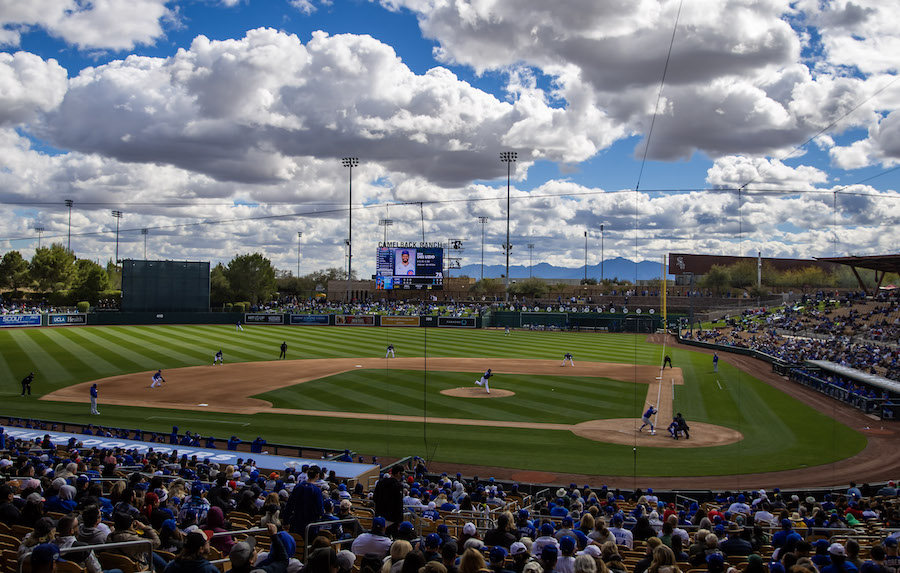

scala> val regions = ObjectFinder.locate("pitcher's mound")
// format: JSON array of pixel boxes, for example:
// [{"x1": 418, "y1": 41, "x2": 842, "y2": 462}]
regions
[{"x1": 441, "y1": 388, "x2": 515, "y2": 398}]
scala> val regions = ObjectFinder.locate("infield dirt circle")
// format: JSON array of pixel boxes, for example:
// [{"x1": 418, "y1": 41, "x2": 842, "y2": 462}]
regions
[{"x1": 45, "y1": 357, "x2": 740, "y2": 448}]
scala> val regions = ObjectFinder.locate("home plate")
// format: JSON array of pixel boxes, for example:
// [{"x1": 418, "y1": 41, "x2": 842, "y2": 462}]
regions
[{"x1": 198, "y1": 403, "x2": 208, "y2": 407}]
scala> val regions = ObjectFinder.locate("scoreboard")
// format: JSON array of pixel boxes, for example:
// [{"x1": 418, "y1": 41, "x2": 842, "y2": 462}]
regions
[{"x1": 375, "y1": 244, "x2": 444, "y2": 290}]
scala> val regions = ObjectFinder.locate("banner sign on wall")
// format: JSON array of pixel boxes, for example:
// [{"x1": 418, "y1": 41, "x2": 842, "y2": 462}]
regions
[
  {"x1": 289, "y1": 314, "x2": 330, "y2": 325},
  {"x1": 335, "y1": 315, "x2": 375, "y2": 326},
  {"x1": 380, "y1": 316, "x2": 420, "y2": 327},
  {"x1": 245, "y1": 313, "x2": 284, "y2": 324},
  {"x1": 48, "y1": 314, "x2": 87, "y2": 326},
  {"x1": 0, "y1": 314, "x2": 42, "y2": 328},
  {"x1": 437, "y1": 317, "x2": 477, "y2": 328}
]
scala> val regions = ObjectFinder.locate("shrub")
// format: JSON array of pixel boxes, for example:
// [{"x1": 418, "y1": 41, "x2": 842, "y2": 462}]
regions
[
  {"x1": 224, "y1": 302, "x2": 234, "y2": 312},
  {"x1": 76, "y1": 301, "x2": 90, "y2": 313}
]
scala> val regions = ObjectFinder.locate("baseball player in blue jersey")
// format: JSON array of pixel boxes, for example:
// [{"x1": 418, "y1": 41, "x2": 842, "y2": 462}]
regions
[
  {"x1": 475, "y1": 368, "x2": 493, "y2": 394},
  {"x1": 90, "y1": 384, "x2": 99, "y2": 415},
  {"x1": 385, "y1": 344, "x2": 395, "y2": 358},
  {"x1": 236, "y1": 320, "x2": 244, "y2": 332},
  {"x1": 639, "y1": 404, "x2": 657, "y2": 434},
  {"x1": 150, "y1": 370, "x2": 165, "y2": 388},
  {"x1": 213, "y1": 350, "x2": 223, "y2": 365},
  {"x1": 561, "y1": 352, "x2": 575, "y2": 366}
]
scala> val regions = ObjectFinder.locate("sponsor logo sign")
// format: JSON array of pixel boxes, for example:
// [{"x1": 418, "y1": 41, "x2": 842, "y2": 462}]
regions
[
  {"x1": 245, "y1": 313, "x2": 284, "y2": 324},
  {"x1": 437, "y1": 317, "x2": 476, "y2": 328},
  {"x1": 380, "y1": 316, "x2": 420, "y2": 327},
  {"x1": 335, "y1": 315, "x2": 375, "y2": 326},
  {"x1": 0, "y1": 314, "x2": 41, "y2": 328},
  {"x1": 289, "y1": 314, "x2": 330, "y2": 325},
  {"x1": 48, "y1": 314, "x2": 87, "y2": 326}
]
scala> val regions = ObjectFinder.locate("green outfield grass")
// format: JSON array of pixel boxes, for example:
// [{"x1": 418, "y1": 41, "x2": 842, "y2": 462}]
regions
[{"x1": 0, "y1": 324, "x2": 867, "y2": 476}]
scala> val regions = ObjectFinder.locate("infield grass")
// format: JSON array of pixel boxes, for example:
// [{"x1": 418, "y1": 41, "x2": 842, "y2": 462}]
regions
[{"x1": 0, "y1": 324, "x2": 867, "y2": 476}]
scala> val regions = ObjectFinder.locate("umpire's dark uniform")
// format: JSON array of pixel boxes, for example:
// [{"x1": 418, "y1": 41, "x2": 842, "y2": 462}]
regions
[{"x1": 21, "y1": 372, "x2": 34, "y2": 396}]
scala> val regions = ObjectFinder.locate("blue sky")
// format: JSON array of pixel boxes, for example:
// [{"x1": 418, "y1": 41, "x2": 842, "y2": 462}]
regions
[{"x1": 1, "y1": 0, "x2": 899, "y2": 277}]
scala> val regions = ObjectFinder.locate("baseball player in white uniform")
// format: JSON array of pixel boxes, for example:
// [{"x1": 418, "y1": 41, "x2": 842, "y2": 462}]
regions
[
  {"x1": 385, "y1": 344, "x2": 395, "y2": 358},
  {"x1": 236, "y1": 320, "x2": 244, "y2": 332},
  {"x1": 150, "y1": 370, "x2": 165, "y2": 388},
  {"x1": 561, "y1": 352, "x2": 575, "y2": 366},
  {"x1": 475, "y1": 369, "x2": 493, "y2": 394},
  {"x1": 213, "y1": 350, "x2": 223, "y2": 365}
]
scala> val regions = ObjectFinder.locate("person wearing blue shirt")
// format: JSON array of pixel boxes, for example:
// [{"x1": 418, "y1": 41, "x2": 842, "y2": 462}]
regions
[
  {"x1": 205, "y1": 436, "x2": 216, "y2": 449},
  {"x1": 251, "y1": 437, "x2": 267, "y2": 453},
  {"x1": 89, "y1": 384, "x2": 99, "y2": 415},
  {"x1": 227, "y1": 436, "x2": 241, "y2": 451}
]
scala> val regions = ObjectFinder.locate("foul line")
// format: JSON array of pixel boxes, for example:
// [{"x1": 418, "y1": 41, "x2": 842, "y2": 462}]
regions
[
  {"x1": 715, "y1": 379, "x2": 723, "y2": 390},
  {"x1": 147, "y1": 416, "x2": 249, "y2": 426}
]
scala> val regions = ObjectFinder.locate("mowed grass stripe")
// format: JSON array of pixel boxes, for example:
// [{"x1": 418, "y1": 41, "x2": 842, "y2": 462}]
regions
[
  {"x1": 89, "y1": 327, "x2": 196, "y2": 367},
  {"x1": 7, "y1": 329, "x2": 69, "y2": 386},
  {"x1": 66, "y1": 328, "x2": 159, "y2": 372},
  {"x1": 162, "y1": 326, "x2": 268, "y2": 363},
  {"x1": 39, "y1": 328, "x2": 120, "y2": 375},
  {"x1": 25, "y1": 329, "x2": 103, "y2": 381},
  {"x1": 115, "y1": 327, "x2": 207, "y2": 365}
]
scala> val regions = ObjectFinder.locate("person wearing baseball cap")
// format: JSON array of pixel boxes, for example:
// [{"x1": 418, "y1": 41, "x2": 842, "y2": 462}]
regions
[
  {"x1": 488, "y1": 546, "x2": 515, "y2": 573},
  {"x1": 30, "y1": 543, "x2": 63, "y2": 573},
  {"x1": 821, "y1": 543, "x2": 857, "y2": 573},
  {"x1": 350, "y1": 516, "x2": 392, "y2": 558},
  {"x1": 165, "y1": 529, "x2": 218, "y2": 573}
]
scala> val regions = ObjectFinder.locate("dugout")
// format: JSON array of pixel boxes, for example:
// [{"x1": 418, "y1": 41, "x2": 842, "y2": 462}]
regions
[{"x1": 121, "y1": 259, "x2": 210, "y2": 312}]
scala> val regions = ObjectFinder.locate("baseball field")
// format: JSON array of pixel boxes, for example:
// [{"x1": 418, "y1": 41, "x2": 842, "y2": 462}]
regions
[{"x1": 0, "y1": 323, "x2": 883, "y2": 487}]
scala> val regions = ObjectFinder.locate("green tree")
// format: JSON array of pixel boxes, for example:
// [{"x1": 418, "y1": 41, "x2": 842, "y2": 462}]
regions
[
  {"x1": 700, "y1": 264, "x2": 730, "y2": 295},
  {"x1": 224, "y1": 253, "x2": 277, "y2": 304},
  {"x1": 509, "y1": 277, "x2": 549, "y2": 298},
  {"x1": 71, "y1": 259, "x2": 111, "y2": 304},
  {"x1": 106, "y1": 259, "x2": 122, "y2": 290},
  {"x1": 580, "y1": 277, "x2": 598, "y2": 285},
  {"x1": 30, "y1": 243, "x2": 76, "y2": 293},
  {"x1": 470, "y1": 278, "x2": 503, "y2": 295},
  {"x1": 0, "y1": 250, "x2": 30, "y2": 295},
  {"x1": 210, "y1": 263, "x2": 232, "y2": 306}
]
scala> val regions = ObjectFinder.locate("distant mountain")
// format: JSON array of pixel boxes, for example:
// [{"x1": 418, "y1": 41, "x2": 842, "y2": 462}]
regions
[{"x1": 454, "y1": 257, "x2": 667, "y2": 282}]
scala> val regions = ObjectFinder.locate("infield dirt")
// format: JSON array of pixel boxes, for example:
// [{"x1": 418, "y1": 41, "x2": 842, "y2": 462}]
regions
[{"x1": 44, "y1": 357, "x2": 739, "y2": 448}]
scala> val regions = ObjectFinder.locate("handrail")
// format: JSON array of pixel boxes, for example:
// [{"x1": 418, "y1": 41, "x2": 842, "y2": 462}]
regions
[
  {"x1": 303, "y1": 517, "x2": 365, "y2": 561},
  {"x1": 18, "y1": 538, "x2": 155, "y2": 573}
]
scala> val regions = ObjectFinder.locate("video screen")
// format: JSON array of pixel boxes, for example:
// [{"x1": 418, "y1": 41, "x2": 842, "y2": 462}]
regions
[{"x1": 376, "y1": 247, "x2": 443, "y2": 290}]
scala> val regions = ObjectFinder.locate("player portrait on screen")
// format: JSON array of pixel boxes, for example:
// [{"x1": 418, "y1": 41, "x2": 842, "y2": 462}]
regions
[{"x1": 395, "y1": 248, "x2": 416, "y2": 275}]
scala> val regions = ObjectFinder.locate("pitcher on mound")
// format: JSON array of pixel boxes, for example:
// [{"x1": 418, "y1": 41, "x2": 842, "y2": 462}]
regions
[{"x1": 475, "y1": 368, "x2": 493, "y2": 394}]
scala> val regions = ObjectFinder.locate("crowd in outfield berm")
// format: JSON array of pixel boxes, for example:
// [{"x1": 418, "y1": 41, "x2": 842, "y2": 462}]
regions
[{"x1": 1, "y1": 425, "x2": 900, "y2": 573}]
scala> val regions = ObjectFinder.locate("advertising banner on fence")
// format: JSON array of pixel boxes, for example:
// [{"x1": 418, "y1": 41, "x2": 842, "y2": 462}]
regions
[
  {"x1": 0, "y1": 314, "x2": 42, "y2": 328},
  {"x1": 437, "y1": 316, "x2": 477, "y2": 328},
  {"x1": 245, "y1": 313, "x2": 285, "y2": 324},
  {"x1": 335, "y1": 315, "x2": 375, "y2": 326},
  {"x1": 289, "y1": 314, "x2": 330, "y2": 325},
  {"x1": 380, "y1": 316, "x2": 420, "y2": 327},
  {"x1": 48, "y1": 314, "x2": 87, "y2": 326}
]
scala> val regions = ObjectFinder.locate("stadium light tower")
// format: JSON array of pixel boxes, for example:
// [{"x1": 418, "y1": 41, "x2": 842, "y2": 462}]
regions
[
  {"x1": 111, "y1": 210, "x2": 123, "y2": 264},
  {"x1": 378, "y1": 219, "x2": 393, "y2": 244},
  {"x1": 34, "y1": 226, "x2": 45, "y2": 249},
  {"x1": 584, "y1": 229, "x2": 588, "y2": 282},
  {"x1": 600, "y1": 223, "x2": 605, "y2": 283},
  {"x1": 297, "y1": 231, "x2": 302, "y2": 277},
  {"x1": 528, "y1": 243, "x2": 535, "y2": 278},
  {"x1": 478, "y1": 216, "x2": 488, "y2": 280},
  {"x1": 500, "y1": 151, "x2": 517, "y2": 301},
  {"x1": 65, "y1": 199, "x2": 73, "y2": 252},
  {"x1": 141, "y1": 228, "x2": 148, "y2": 259},
  {"x1": 342, "y1": 157, "x2": 358, "y2": 303}
]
